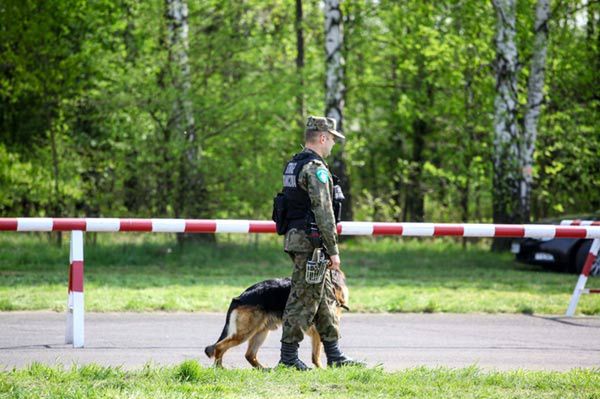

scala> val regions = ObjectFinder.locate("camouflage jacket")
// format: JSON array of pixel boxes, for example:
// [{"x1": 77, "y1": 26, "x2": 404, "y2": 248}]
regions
[{"x1": 284, "y1": 148, "x2": 339, "y2": 256}]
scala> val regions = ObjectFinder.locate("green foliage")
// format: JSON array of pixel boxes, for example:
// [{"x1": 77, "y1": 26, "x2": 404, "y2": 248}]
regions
[{"x1": 0, "y1": 0, "x2": 598, "y2": 221}]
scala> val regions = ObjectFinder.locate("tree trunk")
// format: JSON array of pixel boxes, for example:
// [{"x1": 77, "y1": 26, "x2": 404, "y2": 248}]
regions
[
  {"x1": 165, "y1": 0, "x2": 198, "y2": 209},
  {"x1": 154, "y1": 14, "x2": 173, "y2": 217},
  {"x1": 521, "y1": 0, "x2": 550, "y2": 223},
  {"x1": 589, "y1": 0, "x2": 600, "y2": 104},
  {"x1": 461, "y1": 66, "x2": 476, "y2": 249},
  {"x1": 49, "y1": 118, "x2": 63, "y2": 246},
  {"x1": 165, "y1": 0, "x2": 194, "y2": 140},
  {"x1": 123, "y1": 0, "x2": 138, "y2": 63},
  {"x1": 402, "y1": 49, "x2": 431, "y2": 223},
  {"x1": 165, "y1": 0, "x2": 211, "y2": 243},
  {"x1": 295, "y1": 0, "x2": 305, "y2": 133},
  {"x1": 324, "y1": 0, "x2": 352, "y2": 221},
  {"x1": 389, "y1": 55, "x2": 405, "y2": 222},
  {"x1": 403, "y1": 118, "x2": 427, "y2": 222},
  {"x1": 492, "y1": 0, "x2": 522, "y2": 251}
]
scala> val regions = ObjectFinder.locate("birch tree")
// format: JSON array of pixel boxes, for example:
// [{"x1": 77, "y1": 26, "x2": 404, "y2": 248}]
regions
[
  {"x1": 165, "y1": 0, "x2": 204, "y2": 220},
  {"x1": 491, "y1": 0, "x2": 521, "y2": 250},
  {"x1": 296, "y1": 0, "x2": 305, "y2": 132},
  {"x1": 521, "y1": 0, "x2": 550, "y2": 222},
  {"x1": 324, "y1": 0, "x2": 352, "y2": 220}
]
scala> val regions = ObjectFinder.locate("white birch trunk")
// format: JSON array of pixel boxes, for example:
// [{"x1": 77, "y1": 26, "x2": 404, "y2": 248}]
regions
[
  {"x1": 324, "y1": 0, "x2": 352, "y2": 220},
  {"x1": 166, "y1": 0, "x2": 196, "y2": 150},
  {"x1": 324, "y1": 0, "x2": 345, "y2": 129},
  {"x1": 521, "y1": 0, "x2": 550, "y2": 221},
  {"x1": 166, "y1": 0, "x2": 205, "y2": 223},
  {"x1": 296, "y1": 0, "x2": 305, "y2": 130},
  {"x1": 492, "y1": 0, "x2": 521, "y2": 231},
  {"x1": 491, "y1": 0, "x2": 522, "y2": 251}
]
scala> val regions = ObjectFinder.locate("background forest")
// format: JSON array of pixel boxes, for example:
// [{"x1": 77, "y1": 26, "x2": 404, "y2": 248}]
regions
[{"x1": 1, "y1": 0, "x2": 598, "y2": 232}]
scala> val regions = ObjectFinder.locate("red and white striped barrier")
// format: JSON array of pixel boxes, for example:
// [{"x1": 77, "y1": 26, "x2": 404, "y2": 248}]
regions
[
  {"x1": 561, "y1": 220, "x2": 600, "y2": 226},
  {"x1": 561, "y1": 220, "x2": 600, "y2": 316},
  {"x1": 3, "y1": 217, "x2": 600, "y2": 347},
  {"x1": 2, "y1": 218, "x2": 600, "y2": 238}
]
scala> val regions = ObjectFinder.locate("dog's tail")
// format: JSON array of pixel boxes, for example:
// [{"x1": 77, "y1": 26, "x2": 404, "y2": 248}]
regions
[{"x1": 204, "y1": 300, "x2": 237, "y2": 358}]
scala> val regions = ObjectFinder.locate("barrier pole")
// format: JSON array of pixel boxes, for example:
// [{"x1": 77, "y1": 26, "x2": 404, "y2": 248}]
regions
[
  {"x1": 65, "y1": 231, "x2": 84, "y2": 347},
  {"x1": 565, "y1": 238, "x2": 600, "y2": 316}
]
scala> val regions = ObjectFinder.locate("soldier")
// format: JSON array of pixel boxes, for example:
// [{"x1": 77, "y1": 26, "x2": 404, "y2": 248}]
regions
[{"x1": 277, "y1": 116, "x2": 364, "y2": 370}]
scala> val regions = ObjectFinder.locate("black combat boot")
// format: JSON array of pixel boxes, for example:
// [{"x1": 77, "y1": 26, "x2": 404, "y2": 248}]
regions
[
  {"x1": 278, "y1": 342, "x2": 310, "y2": 371},
  {"x1": 323, "y1": 340, "x2": 366, "y2": 367}
]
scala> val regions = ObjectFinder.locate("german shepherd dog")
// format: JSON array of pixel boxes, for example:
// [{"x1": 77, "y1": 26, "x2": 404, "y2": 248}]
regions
[{"x1": 204, "y1": 269, "x2": 349, "y2": 369}]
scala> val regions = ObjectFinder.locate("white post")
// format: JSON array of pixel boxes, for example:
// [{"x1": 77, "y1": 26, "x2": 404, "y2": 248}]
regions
[
  {"x1": 566, "y1": 274, "x2": 589, "y2": 317},
  {"x1": 65, "y1": 230, "x2": 84, "y2": 347},
  {"x1": 566, "y1": 238, "x2": 600, "y2": 316}
]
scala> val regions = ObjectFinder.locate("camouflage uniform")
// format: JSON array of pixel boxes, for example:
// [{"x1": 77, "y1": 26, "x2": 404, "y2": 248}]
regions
[{"x1": 281, "y1": 149, "x2": 341, "y2": 344}]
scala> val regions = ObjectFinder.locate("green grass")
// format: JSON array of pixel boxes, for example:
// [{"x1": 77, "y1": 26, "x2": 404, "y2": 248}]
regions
[
  {"x1": 0, "y1": 233, "x2": 599, "y2": 315},
  {"x1": 1, "y1": 362, "x2": 598, "y2": 399}
]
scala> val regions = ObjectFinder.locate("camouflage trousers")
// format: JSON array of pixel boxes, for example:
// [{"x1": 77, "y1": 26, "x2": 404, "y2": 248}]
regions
[{"x1": 281, "y1": 252, "x2": 340, "y2": 344}]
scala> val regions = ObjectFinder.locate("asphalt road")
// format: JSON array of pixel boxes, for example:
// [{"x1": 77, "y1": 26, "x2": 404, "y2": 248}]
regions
[{"x1": 1, "y1": 312, "x2": 599, "y2": 371}]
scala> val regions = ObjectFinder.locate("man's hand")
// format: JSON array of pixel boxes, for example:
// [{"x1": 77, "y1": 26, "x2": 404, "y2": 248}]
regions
[{"x1": 329, "y1": 254, "x2": 341, "y2": 271}]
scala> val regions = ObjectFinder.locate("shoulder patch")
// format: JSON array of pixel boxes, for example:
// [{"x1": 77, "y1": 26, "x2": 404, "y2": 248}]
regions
[{"x1": 316, "y1": 168, "x2": 329, "y2": 183}]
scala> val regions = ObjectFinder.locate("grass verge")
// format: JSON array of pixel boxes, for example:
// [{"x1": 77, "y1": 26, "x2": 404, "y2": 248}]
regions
[
  {"x1": 0, "y1": 233, "x2": 598, "y2": 315},
  {"x1": 1, "y1": 362, "x2": 598, "y2": 399}
]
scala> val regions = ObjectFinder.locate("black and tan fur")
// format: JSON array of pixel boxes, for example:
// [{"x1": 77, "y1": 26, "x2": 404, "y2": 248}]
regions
[{"x1": 204, "y1": 270, "x2": 349, "y2": 368}]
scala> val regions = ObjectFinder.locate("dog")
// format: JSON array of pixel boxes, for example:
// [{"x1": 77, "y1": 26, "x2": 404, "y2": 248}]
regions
[{"x1": 204, "y1": 269, "x2": 349, "y2": 369}]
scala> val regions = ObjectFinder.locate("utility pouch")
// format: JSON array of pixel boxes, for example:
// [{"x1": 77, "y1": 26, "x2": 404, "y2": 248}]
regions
[
  {"x1": 305, "y1": 248, "x2": 328, "y2": 284},
  {"x1": 272, "y1": 193, "x2": 288, "y2": 235}
]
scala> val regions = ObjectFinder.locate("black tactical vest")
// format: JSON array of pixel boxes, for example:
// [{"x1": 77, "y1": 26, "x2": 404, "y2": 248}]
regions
[{"x1": 282, "y1": 151, "x2": 330, "y2": 229}]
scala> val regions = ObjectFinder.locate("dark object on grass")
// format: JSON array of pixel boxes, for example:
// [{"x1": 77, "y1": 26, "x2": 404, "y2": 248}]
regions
[{"x1": 513, "y1": 237, "x2": 596, "y2": 275}]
